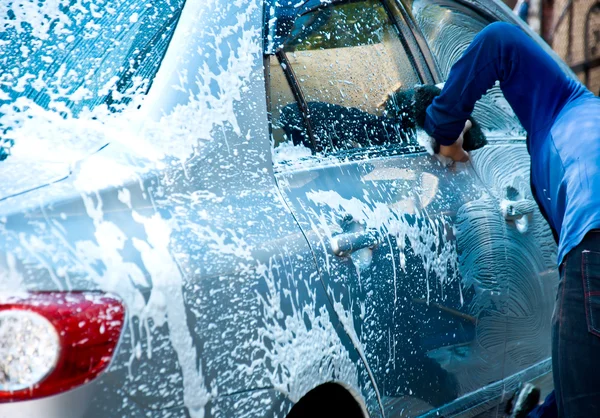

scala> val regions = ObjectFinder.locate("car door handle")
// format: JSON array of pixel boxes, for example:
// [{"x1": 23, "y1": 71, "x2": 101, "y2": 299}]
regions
[
  {"x1": 331, "y1": 230, "x2": 379, "y2": 257},
  {"x1": 500, "y1": 199, "x2": 536, "y2": 220}
]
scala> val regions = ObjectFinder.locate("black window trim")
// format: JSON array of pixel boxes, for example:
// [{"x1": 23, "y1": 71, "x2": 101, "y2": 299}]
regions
[
  {"x1": 385, "y1": 0, "x2": 436, "y2": 84},
  {"x1": 275, "y1": 50, "x2": 320, "y2": 152},
  {"x1": 392, "y1": 0, "x2": 442, "y2": 82}
]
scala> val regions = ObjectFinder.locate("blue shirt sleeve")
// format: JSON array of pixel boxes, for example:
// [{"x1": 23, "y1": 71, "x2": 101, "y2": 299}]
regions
[{"x1": 424, "y1": 22, "x2": 579, "y2": 146}]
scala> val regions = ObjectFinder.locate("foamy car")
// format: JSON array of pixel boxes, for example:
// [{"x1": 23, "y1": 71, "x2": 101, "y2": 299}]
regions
[{"x1": 0, "y1": 0, "x2": 569, "y2": 417}]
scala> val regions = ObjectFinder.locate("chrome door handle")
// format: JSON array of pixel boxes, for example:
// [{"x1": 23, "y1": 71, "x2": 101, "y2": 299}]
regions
[
  {"x1": 501, "y1": 198, "x2": 536, "y2": 234},
  {"x1": 331, "y1": 230, "x2": 379, "y2": 257},
  {"x1": 501, "y1": 199, "x2": 536, "y2": 220}
]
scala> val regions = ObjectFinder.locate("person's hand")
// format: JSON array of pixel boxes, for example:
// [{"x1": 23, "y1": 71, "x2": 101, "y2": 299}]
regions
[{"x1": 439, "y1": 120, "x2": 471, "y2": 162}]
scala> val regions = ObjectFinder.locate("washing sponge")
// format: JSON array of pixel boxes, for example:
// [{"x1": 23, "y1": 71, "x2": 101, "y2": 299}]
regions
[{"x1": 386, "y1": 85, "x2": 487, "y2": 153}]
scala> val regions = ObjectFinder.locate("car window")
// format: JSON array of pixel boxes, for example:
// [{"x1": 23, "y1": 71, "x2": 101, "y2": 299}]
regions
[
  {"x1": 411, "y1": 0, "x2": 526, "y2": 138},
  {"x1": 269, "y1": 0, "x2": 422, "y2": 155},
  {"x1": 0, "y1": 1, "x2": 183, "y2": 161}
]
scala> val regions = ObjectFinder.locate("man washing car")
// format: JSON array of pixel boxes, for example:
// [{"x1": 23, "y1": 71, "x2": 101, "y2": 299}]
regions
[{"x1": 423, "y1": 21, "x2": 600, "y2": 417}]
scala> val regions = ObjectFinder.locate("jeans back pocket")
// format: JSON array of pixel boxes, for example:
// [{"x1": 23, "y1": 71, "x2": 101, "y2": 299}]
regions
[{"x1": 582, "y1": 250, "x2": 600, "y2": 338}]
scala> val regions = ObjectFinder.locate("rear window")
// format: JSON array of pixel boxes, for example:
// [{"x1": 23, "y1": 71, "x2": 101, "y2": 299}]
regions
[{"x1": 0, "y1": 0, "x2": 183, "y2": 162}]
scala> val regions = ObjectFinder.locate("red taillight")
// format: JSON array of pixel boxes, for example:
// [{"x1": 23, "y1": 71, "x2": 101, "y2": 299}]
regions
[{"x1": 0, "y1": 292, "x2": 125, "y2": 402}]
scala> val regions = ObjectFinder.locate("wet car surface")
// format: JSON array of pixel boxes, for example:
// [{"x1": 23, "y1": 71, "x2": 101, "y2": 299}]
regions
[{"x1": 0, "y1": 0, "x2": 576, "y2": 416}]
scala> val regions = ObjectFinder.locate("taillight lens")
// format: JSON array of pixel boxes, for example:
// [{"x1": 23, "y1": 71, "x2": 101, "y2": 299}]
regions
[{"x1": 0, "y1": 292, "x2": 125, "y2": 402}]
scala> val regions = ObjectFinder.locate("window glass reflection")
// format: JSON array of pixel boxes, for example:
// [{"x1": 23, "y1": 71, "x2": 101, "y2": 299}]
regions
[{"x1": 270, "y1": 0, "x2": 422, "y2": 154}]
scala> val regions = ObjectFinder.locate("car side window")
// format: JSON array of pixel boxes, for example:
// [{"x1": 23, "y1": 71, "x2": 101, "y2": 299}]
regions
[
  {"x1": 268, "y1": 0, "x2": 422, "y2": 155},
  {"x1": 411, "y1": 0, "x2": 526, "y2": 138}
]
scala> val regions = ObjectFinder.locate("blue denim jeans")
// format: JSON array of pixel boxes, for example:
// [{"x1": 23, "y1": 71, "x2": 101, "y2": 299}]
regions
[{"x1": 551, "y1": 230, "x2": 600, "y2": 416}]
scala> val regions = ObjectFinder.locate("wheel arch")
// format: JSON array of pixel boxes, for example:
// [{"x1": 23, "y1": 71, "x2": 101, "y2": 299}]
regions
[{"x1": 286, "y1": 381, "x2": 369, "y2": 418}]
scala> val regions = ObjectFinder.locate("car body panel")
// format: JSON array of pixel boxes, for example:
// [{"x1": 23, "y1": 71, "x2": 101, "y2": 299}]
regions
[
  {"x1": 267, "y1": 0, "x2": 559, "y2": 416},
  {"x1": 0, "y1": 0, "x2": 563, "y2": 416},
  {"x1": 276, "y1": 148, "x2": 515, "y2": 417},
  {"x1": 0, "y1": 0, "x2": 380, "y2": 417},
  {"x1": 404, "y1": 0, "x2": 559, "y2": 387},
  {"x1": 469, "y1": 144, "x2": 557, "y2": 376}
]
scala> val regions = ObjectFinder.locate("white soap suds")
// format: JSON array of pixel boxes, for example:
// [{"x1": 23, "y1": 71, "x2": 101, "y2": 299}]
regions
[
  {"x1": 416, "y1": 130, "x2": 454, "y2": 166},
  {"x1": 0, "y1": 1, "x2": 377, "y2": 417},
  {"x1": 132, "y1": 212, "x2": 211, "y2": 417},
  {"x1": 250, "y1": 261, "x2": 359, "y2": 403},
  {"x1": 272, "y1": 141, "x2": 312, "y2": 165},
  {"x1": 306, "y1": 189, "x2": 458, "y2": 304}
]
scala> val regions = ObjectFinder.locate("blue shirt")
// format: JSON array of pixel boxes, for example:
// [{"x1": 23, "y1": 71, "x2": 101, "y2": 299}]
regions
[{"x1": 424, "y1": 22, "x2": 600, "y2": 264}]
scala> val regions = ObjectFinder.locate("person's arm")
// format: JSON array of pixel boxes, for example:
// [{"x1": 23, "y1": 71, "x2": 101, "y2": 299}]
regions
[
  {"x1": 424, "y1": 27, "x2": 509, "y2": 147},
  {"x1": 424, "y1": 22, "x2": 576, "y2": 161}
]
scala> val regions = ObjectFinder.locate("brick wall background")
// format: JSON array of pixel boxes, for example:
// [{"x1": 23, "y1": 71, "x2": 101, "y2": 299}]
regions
[
  {"x1": 509, "y1": 0, "x2": 600, "y2": 94},
  {"x1": 547, "y1": 0, "x2": 600, "y2": 94}
]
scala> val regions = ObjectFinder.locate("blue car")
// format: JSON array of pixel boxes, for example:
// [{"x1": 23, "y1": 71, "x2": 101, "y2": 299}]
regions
[{"x1": 0, "y1": 0, "x2": 573, "y2": 416}]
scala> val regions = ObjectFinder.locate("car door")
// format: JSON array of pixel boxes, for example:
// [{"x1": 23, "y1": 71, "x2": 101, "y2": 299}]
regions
[
  {"x1": 265, "y1": 0, "x2": 526, "y2": 416},
  {"x1": 408, "y1": 0, "x2": 559, "y2": 398}
]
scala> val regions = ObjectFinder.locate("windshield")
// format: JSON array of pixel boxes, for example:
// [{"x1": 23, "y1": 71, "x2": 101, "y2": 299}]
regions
[{"x1": 0, "y1": 0, "x2": 184, "y2": 164}]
